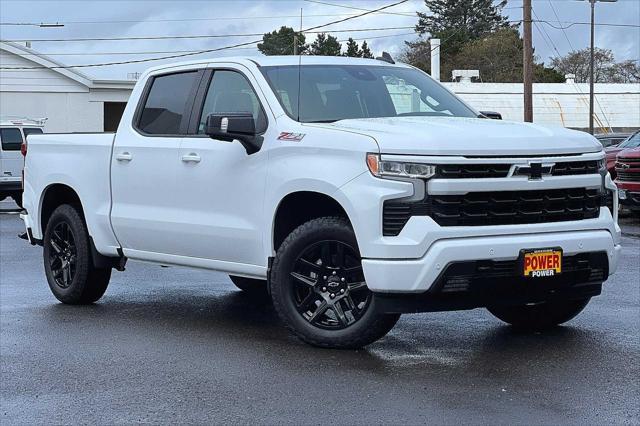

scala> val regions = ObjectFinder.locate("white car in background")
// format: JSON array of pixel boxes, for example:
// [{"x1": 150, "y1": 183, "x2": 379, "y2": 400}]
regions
[{"x1": 0, "y1": 117, "x2": 45, "y2": 207}]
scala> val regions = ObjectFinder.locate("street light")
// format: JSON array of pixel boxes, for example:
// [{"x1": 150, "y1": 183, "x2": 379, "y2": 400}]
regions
[{"x1": 578, "y1": 0, "x2": 617, "y2": 135}]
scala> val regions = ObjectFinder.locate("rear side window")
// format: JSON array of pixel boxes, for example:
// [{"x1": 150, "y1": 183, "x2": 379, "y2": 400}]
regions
[
  {"x1": 23, "y1": 128, "x2": 43, "y2": 139},
  {"x1": 137, "y1": 71, "x2": 199, "y2": 135},
  {"x1": 0, "y1": 128, "x2": 23, "y2": 151}
]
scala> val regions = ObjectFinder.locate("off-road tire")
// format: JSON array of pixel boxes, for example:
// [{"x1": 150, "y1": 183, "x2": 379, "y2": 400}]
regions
[
  {"x1": 43, "y1": 204, "x2": 111, "y2": 304},
  {"x1": 229, "y1": 275, "x2": 268, "y2": 294},
  {"x1": 270, "y1": 216, "x2": 400, "y2": 349},
  {"x1": 487, "y1": 298, "x2": 590, "y2": 330}
]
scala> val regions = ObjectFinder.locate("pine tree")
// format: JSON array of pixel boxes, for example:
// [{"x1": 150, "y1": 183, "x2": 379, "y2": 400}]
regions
[
  {"x1": 344, "y1": 38, "x2": 360, "y2": 57},
  {"x1": 360, "y1": 41, "x2": 373, "y2": 59},
  {"x1": 310, "y1": 33, "x2": 342, "y2": 56},
  {"x1": 257, "y1": 26, "x2": 307, "y2": 56},
  {"x1": 416, "y1": 0, "x2": 510, "y2": 41}
]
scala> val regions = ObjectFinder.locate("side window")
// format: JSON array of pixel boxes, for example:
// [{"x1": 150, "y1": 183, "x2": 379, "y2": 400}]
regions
[
  {"x1": 198, "y1": 70, "x2": 267, "y2": 134},
  {"x1": 23, "y1": 128, "x2": 43, "y2": 139},
  {"x1": 0, "y1": 128, "x2": 23, "y2": 151},
  {"x1": 138, "y1": 71, "x2": 199, "y2": 135}
]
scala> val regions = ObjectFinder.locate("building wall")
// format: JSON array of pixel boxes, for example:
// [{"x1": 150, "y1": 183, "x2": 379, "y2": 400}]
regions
[
  {"x1": 0, "y1": 89, "x2": 132, "y2": 133},
  {"x1": 443, "y1": 82, "x2": 640, "y2": 132}
]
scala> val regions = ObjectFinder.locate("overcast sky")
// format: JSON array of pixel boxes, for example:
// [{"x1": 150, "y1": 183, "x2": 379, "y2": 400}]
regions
[{"x1": 0, "y1": 0, "x2": 638, "y2": 80}]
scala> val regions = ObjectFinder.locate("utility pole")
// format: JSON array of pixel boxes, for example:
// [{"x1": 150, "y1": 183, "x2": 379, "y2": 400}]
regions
[
  {"x1": 577, "y1": 0, "x2": 617, "y2": 133},
  {"x1": 523, "y1": 0, "x2": 533, "y2": 122},
  {"x1": 588, "y1": 0, "x2": 595, "y2": 134},
  {"x1": 293, "y1": 8, "x2": 303, "y2": 55}
]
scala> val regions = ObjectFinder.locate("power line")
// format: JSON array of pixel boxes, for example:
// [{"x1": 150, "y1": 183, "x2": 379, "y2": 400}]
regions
[
  {"x1": 547, "y1": 0, "x2": 575, "y2": 52},
  {"x1": 0, "y1": 0, "x2": 410, "y2": 70},
  {"x1": 7, "y1": 32, "x2": 415, "y2": 57},
  {"x1": 0, "y1": 13, "x2": 391, "y2": 26},
  {"x1": 538, "y1": 20, "x2": 640, "y2": 29},
  {"x1": 1, "y1": 26, "x2": 414, "y2": 43},
  {"x1": 303, "y1": 0, "x2": 415, "y2": 17}
]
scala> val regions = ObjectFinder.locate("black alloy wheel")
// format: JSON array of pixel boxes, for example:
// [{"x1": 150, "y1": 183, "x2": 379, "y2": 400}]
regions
[
  {"x1": 270, "y1": 216, "x2": 400, "y2": 349},
  {"x1": 48, "y1": 222, "x2": 77, "y2": 289},
  {"x1": 290, "y1": 240, "x2": 370, "y2": 330}
]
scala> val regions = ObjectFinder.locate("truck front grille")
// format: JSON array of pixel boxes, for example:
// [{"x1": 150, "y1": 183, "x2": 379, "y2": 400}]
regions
[
  {"x1": 435, "y1": 160, "x2": 599, "y2": 179},
  {"x1": 383, "y1": 188, "x2": 601, "y2": 235},
  {"x1": 431, "y1": 188, "x2": 601, "y2": 226},
  {"x1": 615, "y1": 157, "x2": 640, "y2": 182}
]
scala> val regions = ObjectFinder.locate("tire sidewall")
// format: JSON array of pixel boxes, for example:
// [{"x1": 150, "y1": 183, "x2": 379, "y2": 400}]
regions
[
  {"x1": 43, "y1": 205, "x2": 91, "y2": 303},
  {"x1": 271, "y1": 218, "x2": 388, "y2": 344}
]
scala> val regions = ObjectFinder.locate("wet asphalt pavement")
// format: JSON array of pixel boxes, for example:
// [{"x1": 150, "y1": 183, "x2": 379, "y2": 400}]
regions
[{"x1": 1, "y1": 201, "x2": 639, "y2": 425}]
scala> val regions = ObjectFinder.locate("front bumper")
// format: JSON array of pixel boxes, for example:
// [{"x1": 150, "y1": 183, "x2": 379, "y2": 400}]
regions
[
  {"x1": 363, "y1": 225, "x2": 620, "y2": 293},
  {"x1": 615, "y1": 181, "x2": 640, "y2": 209}
]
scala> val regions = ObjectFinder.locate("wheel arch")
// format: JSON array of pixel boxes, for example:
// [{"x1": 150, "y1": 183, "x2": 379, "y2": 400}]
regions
[
  {"x1": 39, "y1": 183, "x2": 84, "y2": 236},
  {"x1": 271, "y1": 190, "x2": 352, "y2": 253}
]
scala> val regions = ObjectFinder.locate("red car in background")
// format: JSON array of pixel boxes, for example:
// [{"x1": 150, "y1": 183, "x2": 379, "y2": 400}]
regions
[
  {"x1": 606, "y1": 131, "x2": 639, "y2": 179},
  {"x1": 615, "y1": 143, "x2": 640, "y2": 212}
]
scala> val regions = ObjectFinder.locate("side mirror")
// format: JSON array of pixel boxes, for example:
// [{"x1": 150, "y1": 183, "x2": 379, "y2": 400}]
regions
[
  {"x1": 479, "y1": 111, "x2": 502, "y2": 120},
  {"x1": 205, "y1": 113, "x2": 262, "y2": 154}
]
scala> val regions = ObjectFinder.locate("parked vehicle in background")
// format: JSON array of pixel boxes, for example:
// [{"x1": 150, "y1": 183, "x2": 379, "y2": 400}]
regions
[
  {"x1": 595, "y1": 132, "x2": 630, "y2": 149},
  {"x1": 605, "y1": 131, "x2": 640, "y2": 178},
  {"x1": 19, "y1": 56, "x2": 620, "y2": 348},
  {"x1": 0, "y1": 118, "x2": 45, "y2": 207},
  {"x1": 615, "y1": 147, "x2": 640, "y2": 212}
]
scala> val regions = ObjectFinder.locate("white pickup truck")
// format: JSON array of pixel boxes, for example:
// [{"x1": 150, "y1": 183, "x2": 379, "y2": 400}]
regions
[{"x1": 21, "y1": 56, "x2": 621, "y2": 348}]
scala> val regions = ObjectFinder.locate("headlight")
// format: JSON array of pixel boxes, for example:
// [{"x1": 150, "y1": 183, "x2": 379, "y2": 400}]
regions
[{"x1": 366, "y1": 154, "x2": 436, "y2": 179}]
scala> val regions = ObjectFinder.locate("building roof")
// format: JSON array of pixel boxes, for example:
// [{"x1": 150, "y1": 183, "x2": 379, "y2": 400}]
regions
[{"x1": 0, "y1": 41, "x2": 135, "y2": 90}]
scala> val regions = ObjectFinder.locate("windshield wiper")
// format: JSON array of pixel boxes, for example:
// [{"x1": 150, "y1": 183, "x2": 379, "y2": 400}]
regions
[{"x1": 304, "y1": 119, "x2": 340, "y2": 123}]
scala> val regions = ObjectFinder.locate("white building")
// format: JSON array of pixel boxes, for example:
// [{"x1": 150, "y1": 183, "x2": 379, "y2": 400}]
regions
[
  {"x1": 0, "y1": 42, "x2": 135, "y2": 133},
  {"x1": 1, "y1": 41, "x2": 638, "y2": 134},
  {"x1": 444, "y1": 81, "x2": 640, "y2": 133}
]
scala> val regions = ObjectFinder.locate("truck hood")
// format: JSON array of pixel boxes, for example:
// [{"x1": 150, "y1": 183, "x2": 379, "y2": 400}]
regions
[{"x1": 310, "y1": 117, "x2": 602, "y2": 157}]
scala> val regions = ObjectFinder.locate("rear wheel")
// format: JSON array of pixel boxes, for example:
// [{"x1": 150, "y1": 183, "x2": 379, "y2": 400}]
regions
[
  {"x1": 270, "y1": 216, "x2": 399, "y2": 349},
  {"x1": 487, "y1": 298, "x2": 590, "y2": 330},
  {"x1": 229, "y1": 275, "x2": 267, "y2": 294},
  {"x1": 43, "y1": 204, "x2": 111, "y2": 304}
]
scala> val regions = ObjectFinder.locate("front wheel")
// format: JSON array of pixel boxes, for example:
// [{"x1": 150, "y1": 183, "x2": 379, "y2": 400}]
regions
[
  {"x1": 43, "y1": 204, "x2": 111, "y2": 304},
  {"x1": 270, "y1": 216, "x2": 399, "y2": 349},
  {"x1": 487, "y1": 298, "x2": 590, "y2": 330}
]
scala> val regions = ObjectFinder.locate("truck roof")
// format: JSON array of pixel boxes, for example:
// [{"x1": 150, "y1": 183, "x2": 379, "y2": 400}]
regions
[{"x1": 143, "y1": 55, "x2": 412, "y2": 76}]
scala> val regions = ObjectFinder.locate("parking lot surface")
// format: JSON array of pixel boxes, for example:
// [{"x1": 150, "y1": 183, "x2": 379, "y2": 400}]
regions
[{"x1": 1, "y1": 202, "x2": 639, "y2": 424}]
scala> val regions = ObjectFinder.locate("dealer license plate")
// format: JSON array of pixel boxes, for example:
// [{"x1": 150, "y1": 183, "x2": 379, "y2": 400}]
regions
[{"x1": 522, "y1": 248, "x2": 562, "y2": 278}]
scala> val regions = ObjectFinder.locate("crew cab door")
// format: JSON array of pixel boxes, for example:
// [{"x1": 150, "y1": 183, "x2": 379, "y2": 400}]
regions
[
  {"x1": 110, "y1": 69, "x2": 203, "y2": 254},
  {"x1": 174, "y1": 66, "x2": 270, "y2": 266}
]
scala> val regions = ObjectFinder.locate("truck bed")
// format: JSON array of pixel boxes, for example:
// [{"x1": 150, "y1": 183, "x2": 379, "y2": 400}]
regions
[{"x1": 23, "y1": 133, "x2": 121, "y2": 256}]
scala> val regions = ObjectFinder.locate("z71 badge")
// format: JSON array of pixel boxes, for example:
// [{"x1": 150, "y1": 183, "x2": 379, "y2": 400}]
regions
[{"x1": 277, "y1": 132, "x2": 305, "y2": 142}]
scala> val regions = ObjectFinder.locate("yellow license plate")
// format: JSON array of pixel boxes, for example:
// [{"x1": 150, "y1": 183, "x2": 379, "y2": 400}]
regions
[{"x1": 522, "y1": 249, "x2": 562, "y2": 278}]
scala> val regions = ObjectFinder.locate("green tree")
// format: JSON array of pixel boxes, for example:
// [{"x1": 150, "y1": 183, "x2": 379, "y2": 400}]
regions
[
  {"x1": 310, "y1": 33, "x2": 342, "y2": 56},
  {"x1": 360, "y1": 41, "x2": 374, "y2": 59},
  {"x1": 401, "y1": 28, "x2": 564, "y2": 83},
  {"x1": 258, "y1": 26, "x2": 307, "y2": 56},
  {"x1": 344, "y1": 38, "x2": 360, "y2": 57},
  {"x1": 416, "y1": 0, "x2": 510, "y2": 41}
]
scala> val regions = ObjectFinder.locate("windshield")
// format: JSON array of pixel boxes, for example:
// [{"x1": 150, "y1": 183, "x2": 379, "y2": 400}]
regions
[
  {"x1": 618, "y1": 131, "x2": 640, "y2": 149},
  {"x1": 260, "y1": 65, "x2": 477, "y2": 123}
]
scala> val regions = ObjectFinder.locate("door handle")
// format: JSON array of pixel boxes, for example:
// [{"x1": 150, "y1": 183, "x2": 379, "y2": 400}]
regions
[
  {"x1": 181, "y1": 153, "x2": 201, "y2": 163},
  {"x1": 115, "y1": 152, "x2": 132, "y2": 162}
]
